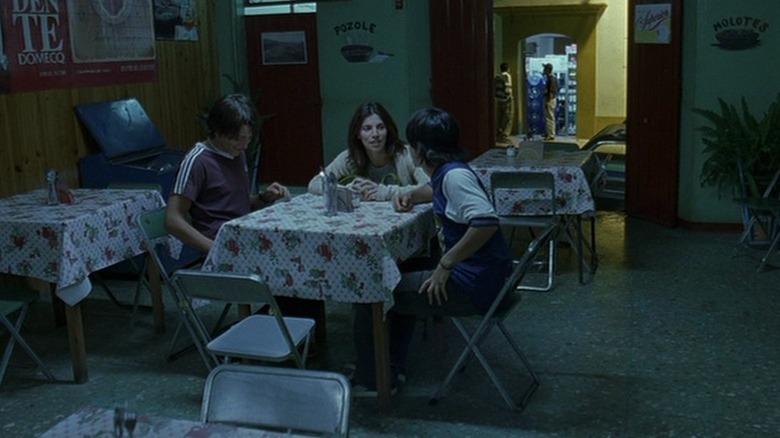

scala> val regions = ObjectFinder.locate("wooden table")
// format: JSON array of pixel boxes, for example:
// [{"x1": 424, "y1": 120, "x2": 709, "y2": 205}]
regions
[
  {"x1": 39, "y1": 406, "x2": 301, "y2": 437},
  {"x1": 0, "y1": 188, "x2": 165, "y2": 383},
  {"x1": 203, "y1": 193, "x2": 435, "y2": 407}
]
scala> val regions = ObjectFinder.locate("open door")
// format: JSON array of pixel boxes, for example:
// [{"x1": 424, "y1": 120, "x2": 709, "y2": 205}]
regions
[
  {"x1": 429, "y1": 0, "x2": 494, "y2": 159},
  {"x1": 626, "y1": 0, "x2": 683, "y2": 226}
]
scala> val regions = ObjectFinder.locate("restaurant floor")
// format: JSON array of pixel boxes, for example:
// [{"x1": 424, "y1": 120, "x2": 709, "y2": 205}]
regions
[{"x1": 3, "y1": 199, "x2": 780, "y2": 437}]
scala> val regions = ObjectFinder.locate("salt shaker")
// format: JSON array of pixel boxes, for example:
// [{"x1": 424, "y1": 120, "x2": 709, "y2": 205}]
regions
[{"x1": 45, "y1": 169, "x2": 59, "y2": 205}]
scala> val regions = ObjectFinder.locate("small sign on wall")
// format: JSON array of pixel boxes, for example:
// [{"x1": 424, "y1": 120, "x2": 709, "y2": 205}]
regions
[{"x1": 635, "y1": 4, "x2": 672, "y2": 44}]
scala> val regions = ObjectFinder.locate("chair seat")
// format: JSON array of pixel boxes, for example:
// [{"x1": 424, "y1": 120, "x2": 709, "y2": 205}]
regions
[{"x1": 206, "y1": 315, "x2": 315, "y2": 362}]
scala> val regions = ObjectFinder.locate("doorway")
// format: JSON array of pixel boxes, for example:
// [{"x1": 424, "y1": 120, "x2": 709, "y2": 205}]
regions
[
  {"x1": 245, "y1": 13, "x2": 323, "y2": 186},
  {"x1": 523, "y1": 33, "x2": 577, "y2": 139}
]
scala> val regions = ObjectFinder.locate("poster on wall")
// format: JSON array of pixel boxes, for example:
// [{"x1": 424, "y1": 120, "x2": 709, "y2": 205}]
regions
[
  {"x1": 262, "y1": 31, "x2": 307, "y2": 65},
  {"x1": 634, "y1": 4, "x2": 672, "y2": 44},
  {"x1": 0, "y1": 0, "x2": 157, "y2": 94},
  {"x1": 153, "y1": 0, "x2": 198, "y2": 41}
]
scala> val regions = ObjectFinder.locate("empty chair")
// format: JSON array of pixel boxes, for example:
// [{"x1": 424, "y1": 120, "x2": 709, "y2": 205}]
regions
[
  {"x1": 732, "y1": 160, "x2": 780, "y2": 272},
  {"x1": 1, "y1": 286, "x2": 55, "y2": 386},
  {"x1": 490, "y1": 170, "x2": 559, "y2": 291},
  {"x1": 171, "y1": 270, "x2": 315, "y2": 369},
  {"x1": 201, "y1": 364, "x2": 351, "y2": 436},
  {"x1": 429, "y1": 223, "x2": 559, "y2": 411}
]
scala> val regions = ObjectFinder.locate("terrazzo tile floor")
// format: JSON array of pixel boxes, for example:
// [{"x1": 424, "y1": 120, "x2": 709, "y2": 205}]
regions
[{"x1": 2, "y1": 200, "x2": 780, "y2": 437}]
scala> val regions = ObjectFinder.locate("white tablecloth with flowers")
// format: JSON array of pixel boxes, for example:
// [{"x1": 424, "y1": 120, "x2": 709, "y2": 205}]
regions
[
  {"x1": 0, "y1": 188, "x2": 165, "y2": 306},
  {"x1": 469, "y1": 148, "x2": 598, "y2": 215},
  {"x1": 203, "y1": 193, "x2": 434, "y2": 312}
]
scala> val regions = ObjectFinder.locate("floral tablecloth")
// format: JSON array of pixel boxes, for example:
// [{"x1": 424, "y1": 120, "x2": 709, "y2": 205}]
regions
[
  {"x1": 38, "y1": 406, "x2": 296, "y2": 437},
  {"x1": 469, "y1": 148, "x2": 598, "y2": 215},
  {"x1": 0, "y1": 188, "x2": 164, "y2": 305},
  {"x1": 204, "y1": 193, "x2": 434, "y2": 312}
]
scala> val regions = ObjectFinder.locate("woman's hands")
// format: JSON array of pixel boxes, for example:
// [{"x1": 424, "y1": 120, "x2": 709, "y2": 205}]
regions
[{"x1": 351, "y1": 177, "x2": 379, "y2": 201}]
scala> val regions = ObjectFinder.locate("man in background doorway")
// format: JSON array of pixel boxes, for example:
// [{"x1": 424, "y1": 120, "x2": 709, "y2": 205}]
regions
[
  {"x1": 495, "y1": 62, "x2": 513, "y2": 143},
  {"x1": 543, "y1": 63, "x2": 558, "y2": 140}
]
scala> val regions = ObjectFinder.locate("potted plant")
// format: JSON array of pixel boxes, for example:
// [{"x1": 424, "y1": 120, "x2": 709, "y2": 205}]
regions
[
  {"x1": 695, "y1": 93, "x2": 780, "y2": 200},
  {"x1": 695, "y1": 94, "x2": 780, "y2": 243}
]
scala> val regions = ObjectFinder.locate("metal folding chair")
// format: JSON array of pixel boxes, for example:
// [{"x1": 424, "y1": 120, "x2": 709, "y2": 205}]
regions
[
  {"x1": 733, "y1": 162, "x2": 780, "y2": 272},
  {"x1": 429, "y1": 223, "x2": 559, "y2": 411},
  {"x1": 172, "y1": 270, "x2": 315, "y2": 369},
  {"x1": 490, "y1": 171, "x2": 560, "y2": 291},
  {"x1": 0, "y1": 286, "x2": 55, "y2": 386},
  {"x1": 136, "y1": 207, "x2": 229, "y2": 368},
  {"x1": 201, "y1": 364, "x2": 351, "y2": 436},
  {"x1": 90, "y1": 182, "x2": 164, "y2": 315}
]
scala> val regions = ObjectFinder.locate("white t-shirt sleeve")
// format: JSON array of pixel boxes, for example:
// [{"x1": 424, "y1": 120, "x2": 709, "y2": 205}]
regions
[{"x1": 441, "y1": 168, "x2": 497, "y2": 224}]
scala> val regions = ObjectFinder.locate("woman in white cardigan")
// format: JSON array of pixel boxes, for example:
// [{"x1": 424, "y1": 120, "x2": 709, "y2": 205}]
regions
[{"x1": 308, "y1": 102, "x2": 429, "y2": 201}]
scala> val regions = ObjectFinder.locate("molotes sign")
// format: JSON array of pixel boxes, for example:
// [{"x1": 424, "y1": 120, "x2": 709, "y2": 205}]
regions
[{"x1": 712, "y1": 16, "x2": 769, "y2": 50}]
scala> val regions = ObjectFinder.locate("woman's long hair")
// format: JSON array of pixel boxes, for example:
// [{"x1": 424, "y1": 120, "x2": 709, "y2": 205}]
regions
[{"x1": 346, "y1": 102, "x2": 404, "y2": 176}]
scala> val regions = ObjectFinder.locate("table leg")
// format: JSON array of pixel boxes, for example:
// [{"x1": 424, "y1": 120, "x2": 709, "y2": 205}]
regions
[
  {"x1": 146, "y1": 255, "x2": 165, "y2": 333},
  {"x1": 49, "y1": 286, "x2": 65, "y2": 327},
  {"x1": 371, "y1": 302, "x2": 391, "y2": 408},
  {"x1": 63, "y1": 301, "x2": 88, "y2": 383}
]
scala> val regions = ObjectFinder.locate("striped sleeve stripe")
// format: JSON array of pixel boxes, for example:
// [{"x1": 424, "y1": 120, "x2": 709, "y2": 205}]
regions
[{"x1": 173, "y1": 144, "x2": 205, "y2": 194}]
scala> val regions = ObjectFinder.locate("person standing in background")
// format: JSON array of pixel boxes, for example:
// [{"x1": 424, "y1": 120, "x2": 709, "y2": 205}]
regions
[
  {"x1": 495, "y1": 62, "x2": 513, "y2": 143},
  {"x1": 543, "y1": 63, "x2": 558, "y2": 141}
]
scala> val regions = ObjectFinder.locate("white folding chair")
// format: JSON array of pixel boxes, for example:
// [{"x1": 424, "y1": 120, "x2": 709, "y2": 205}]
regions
[
  {"x1": 429, "y1": 223, "x2": 560, "y2": 411},
  {"x1": 491, "y1": 170, "x2": 560, "y2": 291},
  {"x1": 201, "y1": 364, "x2": 351, "y2": 436},
  {"x1": 171, "y1": 270, "x2": 315, "y2": 369},
  {"x1": 0, "y1": 286, "x2": 55, "y2": 386}
]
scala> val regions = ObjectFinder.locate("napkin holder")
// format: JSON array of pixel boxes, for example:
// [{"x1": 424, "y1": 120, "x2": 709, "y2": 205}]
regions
[{"x1": 322, "y1": 170, "x2": 356, "y2": 215}]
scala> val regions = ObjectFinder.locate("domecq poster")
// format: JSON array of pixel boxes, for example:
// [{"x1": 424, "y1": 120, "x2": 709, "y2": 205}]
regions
[{"x1": 0, "y1": 0, "x2": 157, "y2": 94}]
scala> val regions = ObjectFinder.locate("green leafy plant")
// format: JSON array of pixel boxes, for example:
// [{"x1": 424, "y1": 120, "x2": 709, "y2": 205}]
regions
[{"x1": 695, "y1": 94, "x2": 780, "y2": 200}]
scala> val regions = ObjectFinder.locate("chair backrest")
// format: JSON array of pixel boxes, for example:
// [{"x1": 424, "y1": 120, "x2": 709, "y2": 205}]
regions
[
  {"x1": 201, "y1": 364, "x2": 351, "y2": 436},
  {"x1": 136, "y1": 207, "x2": 175, "y2": 284},
  {"x1": 490, "y1": 171, "x2": 557, "y2": 216}
]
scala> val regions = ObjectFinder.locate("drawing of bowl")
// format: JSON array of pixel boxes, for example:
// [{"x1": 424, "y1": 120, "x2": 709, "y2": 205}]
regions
[
  {"x1": 341, "y1": 45, "x2": 374, "y2": 63},
  {"x1": 715, "y1": 29, "x2": 759, "y2": 50}
]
